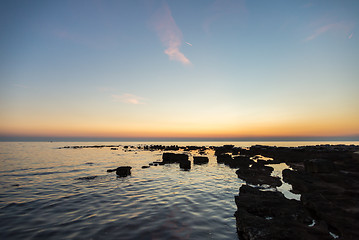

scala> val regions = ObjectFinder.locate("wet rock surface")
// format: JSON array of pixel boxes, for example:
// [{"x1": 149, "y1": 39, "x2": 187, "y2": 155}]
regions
[
  {"x1": 162, "y1": 153, "x2": 189, "y2": 163},
  {"x1": 235, "y1": 185, "x2": 331, "y2": 240},
  {"x1": 193, "y1": 156, "x2": 209, "y2": 164},
  {"x1": 236, "y1": 165, "x2": 282, "y2": 188},
  {"x1": 116, "y1": 166, "x2": 132, "y2": 177},
  {"x1": 234, "y1": 144, "x2": 359, "y2": 240},
  {"x1": 107, "y1": 166, "x2": 132, "y2": 177}
]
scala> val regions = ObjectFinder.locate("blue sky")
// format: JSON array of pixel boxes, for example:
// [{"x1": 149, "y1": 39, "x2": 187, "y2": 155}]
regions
[{"x1": 1, "y1": 0, "x2": 358, "y2": 139}]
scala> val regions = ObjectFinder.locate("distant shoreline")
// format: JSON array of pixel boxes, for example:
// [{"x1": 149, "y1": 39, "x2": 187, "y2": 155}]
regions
[{"x1": 1, "y1": 136, "x2": 359, "y2": 142}]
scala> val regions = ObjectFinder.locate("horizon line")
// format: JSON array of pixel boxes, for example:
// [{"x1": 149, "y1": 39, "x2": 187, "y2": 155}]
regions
[{"x1": 1, "y1": 135, "x2": 359, "y2": 142}]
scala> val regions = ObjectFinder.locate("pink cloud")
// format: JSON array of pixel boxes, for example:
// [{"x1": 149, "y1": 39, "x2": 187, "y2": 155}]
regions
[
  {"x1": 348, "y1": 32, "x2": 353, "y2": 39},
  {"x1": 305, "y1": 22, "x2": 354, "y2": 41},
  {"x1": 112, "y1": 93, "x2": 145, "y2": 105},
  {"x1": 152, "y1": 2, "x2": 190, "y2": 65}
]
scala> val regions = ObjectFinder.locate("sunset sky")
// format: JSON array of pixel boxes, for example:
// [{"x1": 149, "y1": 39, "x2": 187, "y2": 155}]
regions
[{"x1": 1, "y1": 0, "x2": 359, "y2": 140}]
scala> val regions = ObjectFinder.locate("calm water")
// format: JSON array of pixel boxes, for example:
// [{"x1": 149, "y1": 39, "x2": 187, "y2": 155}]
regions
[{"x1": 1, "y1": 141, "x2": 358, "y2": 239}]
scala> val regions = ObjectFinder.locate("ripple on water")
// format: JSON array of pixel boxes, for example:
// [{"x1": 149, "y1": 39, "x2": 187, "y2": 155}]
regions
[{"x1": 0, "y1": 143, "x2": 243, "y2": 240}]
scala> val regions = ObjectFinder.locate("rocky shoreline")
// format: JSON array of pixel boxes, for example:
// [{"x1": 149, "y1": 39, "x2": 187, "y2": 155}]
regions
[
  {"x1": 227, "y1": 144, "x2": 359, "y2": 240},
  {"x1": 62, "y1": 143, "x2": 359, "y2": 239}
]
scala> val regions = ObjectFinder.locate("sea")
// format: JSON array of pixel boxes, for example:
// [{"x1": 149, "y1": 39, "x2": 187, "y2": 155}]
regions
[{"x1": 1, "y1": 141, "x2": 358, "y2": 240}]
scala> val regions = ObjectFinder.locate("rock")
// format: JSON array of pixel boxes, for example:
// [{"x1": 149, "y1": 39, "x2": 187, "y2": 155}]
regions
[
  {"x1": 110, "y1": 148, "x2": 118, "y2": 150},
  {"x1": 193, "y1": 156, "x2": 209, "y2": 164},
  {"x1": 179, "y1": 160, "x2": 191, "y2": 170},
  {"x1": 107, "y1": 168, "x2": 117, "y2": 172},
  {"x1": 236, "y1": 163, "x2": 282, "y2": 187},
  {"x1": 76, "y1": 176, "x2": 98, "y2": 180},
  {"x1": 162, "y1": 153, "x2": 189, "y2": 163},
  {"x1": 142, "y1": 166, "x2": 150, "y2": 169},
  {"x1": 234, "y1": 185, "x2": 330, "y2": 240},
  {"x1": 304, "y1": 159, "x2": 335, "y2": 173},
  {"x1": 115, "y1": 166, "x2": 132, "y2": 177},
  {"x1": 217, "y1": 154, "x2": 232, "y2": 164},
  {"x1": 352, "y1": 151, "x2": 359, "y2": 160},
  {"x1": 229, "y1": 155, "x2": 253, "y2": 168}
]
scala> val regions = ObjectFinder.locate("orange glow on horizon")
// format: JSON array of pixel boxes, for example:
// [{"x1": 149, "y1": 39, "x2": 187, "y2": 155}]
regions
[{"x1": 1, "y1": 118, "x2": 358, "y2": 139}]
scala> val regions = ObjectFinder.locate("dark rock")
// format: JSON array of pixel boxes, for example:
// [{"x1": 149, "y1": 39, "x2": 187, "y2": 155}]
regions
[
  {"x1": 230, "y1": 155, "x2": 253, "y2": 168},
  {"x1": 142, "y1": 166, "x2": 150, "y2": 169},
  {"x1": 304, "y1": 159, "x2": 335, "y2": 173},
  {"x1": 217, "y1": 154, "x2": 232, "y2": 164},
  {"x1": 236, "y1": 163, "x2": 282, "y2": 187},
  {"x1": 234, "y1": 185, "x2": 330, "y2": 240},
  {"x1": 115, "y1": 166, "x2": 132, "y2": 177},
  {"x1": 162, "y1": 153, "x2": 189, "y2": 163},
  {"x1": 107, "y1": 168, "x2": 117, "y2": 172},
  {"x1": 76, "y1": 176, "x2": 98, "y2": 180},
  {"x1": 193, "y1": 156, "x2": 209, "y2": 164},
  {"x1": 179, "y1": 160, "x2": 191, "y2": 170},
  {"x1": 110, "y1": 148, "x2": 118, "y2": 150}
]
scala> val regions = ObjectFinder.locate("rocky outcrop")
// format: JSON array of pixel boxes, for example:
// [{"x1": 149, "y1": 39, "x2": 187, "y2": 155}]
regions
[
  {"x1": 107, "y1": 166, "x2": 132, "y2": 177},
  {"x1": 304, "y1": 159, "x2": 335, "y2": 173},
  {"x1": 179, "y1": 160, "x2": 191, "y2": 170},
  {"x1": 234, "y1": 185, "x2": 331, "y2": 240},
  {"x1": 116, "y1": 166, "x2": 132, "y2": 177},
  {"x1": 216, "y1": 153, "x2": 232, "y2": 164},
  {"x1": 162, "y1": 153, "x2": 189, "y2": 163},
  {"x1": 238, "y1": 145, "x2": 359, "y2": 240},
  {"x1": 236, "y1": 163, "x2": 282, "y2": 187},
  {"x1": 193, "y1": 156, "x2": 209, "y2": 165}
]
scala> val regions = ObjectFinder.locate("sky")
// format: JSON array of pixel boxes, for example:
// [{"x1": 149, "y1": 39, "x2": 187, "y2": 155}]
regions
[{"x1": 1, "y1": 0, "x2": 359, "y2": 140}]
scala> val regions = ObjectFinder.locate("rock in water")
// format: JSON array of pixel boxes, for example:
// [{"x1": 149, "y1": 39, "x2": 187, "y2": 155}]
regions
[
  {"x1": 115, "y1": 166, "x2": 132, "y2": 177},
  {"x1": 216, "y1": 154, "x2": 232, "y2": 164},
  {"x1": 162, "y1": 153, "x2": 189, "y2": 163},
  {"x1": 180, "y1": 160, "x2": 191, "y2": 170},
  {"x1": 193, "y1": 156, "x2": 209, "y2": 164},
  {"x1": 234, "y1": 185, "x2": 330, "y2": 240}
]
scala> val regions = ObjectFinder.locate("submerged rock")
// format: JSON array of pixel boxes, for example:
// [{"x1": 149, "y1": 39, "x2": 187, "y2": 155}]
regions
[{"x1": 76, "y1": 176, "x2": 98, "y2": 180}]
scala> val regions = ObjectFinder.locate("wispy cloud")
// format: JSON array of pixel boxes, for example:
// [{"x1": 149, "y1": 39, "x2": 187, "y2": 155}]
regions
[
  {"x1": 152, "y1": 2, "x2": 190, "y2": 65},
  {"x1": 112, "y1": 93, "x2": 146, "y2": 105},
  {"x1": 348, "y1": 32, "x2": 353, "y2": 39},
  {"x1": 185, "y1": 42, "x2": 192, "y2": 46},
  {"x1": 305, "y1": 22, "x2": 353, "y2": 42}
]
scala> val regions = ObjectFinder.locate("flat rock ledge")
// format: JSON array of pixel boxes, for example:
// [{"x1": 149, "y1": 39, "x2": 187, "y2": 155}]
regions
[
  {"x1": 235, "y1": 185, "x2": 332, "y2": 240},
  {"x1": 234, "y1": 144, "x2": 359, "y2": 240}
]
